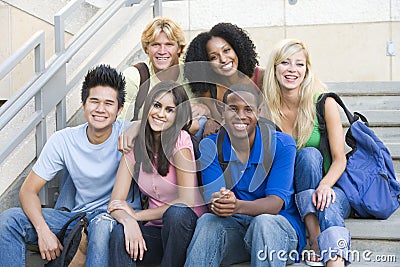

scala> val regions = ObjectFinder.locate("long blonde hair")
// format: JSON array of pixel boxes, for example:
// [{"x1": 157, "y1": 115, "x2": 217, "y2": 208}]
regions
[{"x1": 264, "y1": 39, "x2": 327, "y2": 149}]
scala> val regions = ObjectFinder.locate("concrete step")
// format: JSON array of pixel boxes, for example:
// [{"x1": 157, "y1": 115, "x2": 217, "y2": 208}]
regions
[
  {"x1": 346, "y1": 208, "x2": 400, "y2": 240},
  {"x1": 3, "y1": 0, "x2": 105, "y2": 33},
  {"x1": 27, "y1": 210, "x2": 400, "y2": 266}
]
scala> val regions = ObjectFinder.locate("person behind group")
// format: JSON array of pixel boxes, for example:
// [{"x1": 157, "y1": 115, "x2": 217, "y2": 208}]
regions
[
  {"x1": 184, "y1": 22, "x2": 265, "y2": 137},
  {"x1": 108, "y1": 81, "x2": 207, "y2": 267},
  {"x1": 119, "y1": 16, "x2": 208, "y2": 134},
  {"x1": 0, "y1": 65, "x2": 140, "y2": 266},
  {"x1": 264, "y1": 38, "x2": 351, "y2": 267},
  {"x1": 184, "y1": 84, "x2": 305, "y2": 267}
]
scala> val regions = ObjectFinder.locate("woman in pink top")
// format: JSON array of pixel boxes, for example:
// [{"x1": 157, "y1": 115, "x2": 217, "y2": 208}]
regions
[{"x1": 108, "y1": 81, "x2": 206, "y2": 267}]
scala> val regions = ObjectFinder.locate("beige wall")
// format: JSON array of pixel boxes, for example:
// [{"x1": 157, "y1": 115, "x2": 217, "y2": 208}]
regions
[
  {"x1": 164, "y1": 0, "x2": 400, "y2": 83},
  {"x1": 245, "y1": 22, "x2": 400, "y2": 82},
  {"x1": 0, "y1": 2, "x2": 72, "y2": 100}
]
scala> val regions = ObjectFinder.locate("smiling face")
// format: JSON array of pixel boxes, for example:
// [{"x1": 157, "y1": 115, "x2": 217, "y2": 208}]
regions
[
  {"x1": 206, "y1": 36, "x2": 239, "y2": 77},
  {"x1": 146, "y1": 31, "x2": 182, "y2": 73},
  {"x1": 147, "y1": 92, "x2": 177, "y2": 133},
  {"x1": 83, "y1": 85, "x2": 122, "y2": 140},
  {"x1": 275, "y1": 50, "x2": 307, "y2": 91},
  {"x1": 224, "y1": 91, "x2": 260, "y2": 142}
]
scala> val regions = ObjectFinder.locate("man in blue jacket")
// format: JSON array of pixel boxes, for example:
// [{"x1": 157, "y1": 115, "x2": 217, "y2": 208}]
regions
[{"x1": 185, "y1": 84, "x2": 306, "y2": 267}]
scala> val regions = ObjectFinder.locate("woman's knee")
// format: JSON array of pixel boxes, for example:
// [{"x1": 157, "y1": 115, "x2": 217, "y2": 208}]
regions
[
  {"x1": 294, "y1": 148, "x2": 323, "y2": 192},
  {"x1": 295, "y1": 147, "x2": 322, "y2": 171},
  {"x1": 109, "y1": 223, "x2": 125, "y2": 246},
  {"x1": 317, "y1": 190, "x2": 349, "y2": 230},
  {"x1": 195, "y1": 213, "x2": 226, "y2": 234},
  {"x1": 163, "y1": 204, "x2": 197, "y2": 226}
]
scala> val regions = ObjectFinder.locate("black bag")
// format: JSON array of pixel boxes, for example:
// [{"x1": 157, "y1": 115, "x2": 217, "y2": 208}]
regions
[
  {"x1": 45, "y1": 212, "x2": 88, "y2": 267},
  {"x1": 131, "y1": 62, "x2": 151, "y2": 121},
  {"x1": 316, "y1": 92, "x2": 400, "y2": 219}
]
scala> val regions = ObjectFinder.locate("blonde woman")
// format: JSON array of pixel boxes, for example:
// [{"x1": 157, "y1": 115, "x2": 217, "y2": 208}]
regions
[{"x1": 264, "y1": 39, "x2": 351, "y2": 267}]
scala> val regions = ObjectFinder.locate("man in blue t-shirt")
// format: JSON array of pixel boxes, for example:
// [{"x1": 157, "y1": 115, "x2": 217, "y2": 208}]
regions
[
  {"x1": 185, "y1": 84, "x2": 306, "y2": 267},
  {"x1": 0, "y1": 65, "x2": 140, "y2": 266}
]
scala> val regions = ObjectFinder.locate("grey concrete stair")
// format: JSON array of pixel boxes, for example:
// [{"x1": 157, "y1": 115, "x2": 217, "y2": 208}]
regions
[
  {"x1": 231, "y1": 211, "x2": 400, "y2": 266},
  {"x1": 27, "y1": 210, "x2": 400, "y2": 266}
]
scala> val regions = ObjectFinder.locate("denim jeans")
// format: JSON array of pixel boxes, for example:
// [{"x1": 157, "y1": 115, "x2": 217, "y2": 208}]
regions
[
  {"x1": 294, "y1": 147, "x2": 352, "y2": 264},
  {"x1": 184, "y1": 213, "x2": 299, "y2": 267},
  {"x1": 0, "y1": 207, "x2": 116, "y2": 267},
  {"x1": 109, "y1": 204, "x2": 198, "y2": 267}
]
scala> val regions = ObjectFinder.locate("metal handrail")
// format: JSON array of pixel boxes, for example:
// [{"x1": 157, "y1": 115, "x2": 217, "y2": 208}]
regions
[
  {"x1": 0, "y1": 0, "x2": 129, "y2": 164},
  {"x1": 0, "y1": 31, "x2": 46, "y2": 164},
  {"x1": 0, "y1": 31, "x2": 45, "y2": 80},
  {"x1": 0, "y1": 0, "x2": 156, "y2": 195},
  {"x1": 0, "y1": 31, "x2": 45, "y2": 117}
]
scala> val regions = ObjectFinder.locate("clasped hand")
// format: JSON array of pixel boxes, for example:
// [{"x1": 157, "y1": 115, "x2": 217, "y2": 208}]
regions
[{"x1": 210, "y1": 188, "x2": 237, "y2": 217}]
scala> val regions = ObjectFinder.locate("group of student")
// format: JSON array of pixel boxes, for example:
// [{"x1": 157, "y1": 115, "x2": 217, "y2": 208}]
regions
[{"x1": 0, "y1": 16, "x2": 352, "y2": 267}]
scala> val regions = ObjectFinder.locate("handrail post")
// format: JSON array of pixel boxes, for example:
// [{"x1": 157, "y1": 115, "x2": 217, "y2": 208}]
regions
[
  {"x1": 153, "y1": 0, "x2": 162, "y2": 17},
  {"x1": 54, "y1": 1, "x2": 85, "y2": 131},
  {"x1": 126, "y1": 0, "x2": 142, "y2": 6},
  {"x1": 34, "y1": 37, "x2": 45, "y2": 73},
  {"x1": 54, "y1": 15, "x2": 64, "y2": 54},
  {"x1": 54, "y1": 0, "x2": 85, "y2": 54}
]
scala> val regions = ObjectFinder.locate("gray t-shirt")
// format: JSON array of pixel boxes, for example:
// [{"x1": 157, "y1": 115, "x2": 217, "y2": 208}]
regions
[{"x1": 33, "y1": 120, "x2": 135, "y2": 212}]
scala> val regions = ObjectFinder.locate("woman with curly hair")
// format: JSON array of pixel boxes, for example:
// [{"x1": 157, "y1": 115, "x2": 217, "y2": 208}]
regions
[
  {"x1": 264, "y1": 39, "x2": 351, "y2": 267},
  {"x1": 184, "y1": 22, "x2": 264, "y2": 137}
]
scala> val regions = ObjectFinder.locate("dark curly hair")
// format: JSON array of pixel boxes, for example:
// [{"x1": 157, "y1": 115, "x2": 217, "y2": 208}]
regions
[
  {"x1": 81, "y1": 64, "x2": 126, "y2": 109},
  {"x1": 209, "y1": 23, "x2": 258, "y2": 77},
  {"x1": 184, "y1": 32, "x2": 215, "y2": 96},
  {"x1": 184, "y1": 23, "x2": 259, "y2": 96}
]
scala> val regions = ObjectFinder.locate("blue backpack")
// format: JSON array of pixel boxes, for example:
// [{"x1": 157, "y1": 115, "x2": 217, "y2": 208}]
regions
[{"x1": 317, "y1": 92, "x2": 400, "y2": 219}]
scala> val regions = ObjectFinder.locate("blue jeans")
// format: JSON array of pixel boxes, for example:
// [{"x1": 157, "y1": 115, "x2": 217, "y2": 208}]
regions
[
  {"x1": 109, "y1": 204, "x2": 198, "y2": 267},
  {"x1": 185, "y1": 213, "x2": 299, "y2": 267},
  {"x1": 0, "y1": 207, "x2": 116, "y2": 267},
  {"x1": 294, "y1": 147, "x2": 352, "y2": 264}
]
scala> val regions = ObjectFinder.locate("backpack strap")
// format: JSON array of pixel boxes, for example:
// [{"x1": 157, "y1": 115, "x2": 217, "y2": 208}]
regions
[
  {"x1": 132, "y1": 62, "x2": 150, "y2": 121},
  {"x1": 190, "y1": 134, "x2": 203, "y2": 188},
  {"x1": 258, "y1": 118, "x2": 275, "y2": 176},
  {"x1": 316, "y1": 92, "x2": 368, "y2": 170},
  {"x1": 217, "y1": 126, "x2": 232, "y2": 188},
  {"x1": 316, "y1": 93, "x2": 332, "y2": 168},
  {"x1": 317, "y1": 92, "x2": 356, "y2": 124},
  {"x1": 130, "y1": 158, "x2": 149, "y2": 210},
  {"x1": 56, "y1": 212, "x2": 87, "y2": 243}
]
